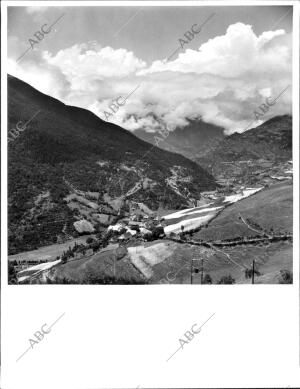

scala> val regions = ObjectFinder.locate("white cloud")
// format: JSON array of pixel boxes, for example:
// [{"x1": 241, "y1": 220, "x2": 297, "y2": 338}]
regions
[
  {"x1": 26, "y1": 6, "x2": 50, "y2": 14},
  {"x1": 44, "y1": 42, "x2": 146, "y2": 80},
  {"x1": 8, "y1": 22, "x2": 292, "y2": 134},
  {"x1": 139, "y1": 23, "x2": 288, "y2": 77}
]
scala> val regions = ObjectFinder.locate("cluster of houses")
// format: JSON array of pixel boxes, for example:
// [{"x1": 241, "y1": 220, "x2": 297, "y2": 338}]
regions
[{"x1": 107, "y1": 208, "x2": 165, "y2": 242}]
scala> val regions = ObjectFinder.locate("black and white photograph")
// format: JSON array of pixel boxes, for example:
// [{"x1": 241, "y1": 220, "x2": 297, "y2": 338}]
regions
[
  {"x1": 6, "y1": 2, "x2": 294, "y2": 285},
  {"x1": 1, "y1": 1, "x2": 300, "y2": 389}
]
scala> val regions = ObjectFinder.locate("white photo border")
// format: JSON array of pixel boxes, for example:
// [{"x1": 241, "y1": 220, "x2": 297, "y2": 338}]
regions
[{"x1": 1, "y1": 1, "x2": 299, "y2": 388}]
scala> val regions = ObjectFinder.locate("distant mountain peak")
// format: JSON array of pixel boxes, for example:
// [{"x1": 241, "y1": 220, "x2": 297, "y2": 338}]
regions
[{"x1": 135, "y1": 117, "x2": 225, "y2": 161}]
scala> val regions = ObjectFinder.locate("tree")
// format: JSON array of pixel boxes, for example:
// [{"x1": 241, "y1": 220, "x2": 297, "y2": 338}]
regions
[
  {"x1": 179, "y1": 232, "x2": 186, "y2": 240},
  {"x1": 86, "y1": 237, "x2": 95, "y2": 244},
  {"x1": 144, "y1": 232, "x2": 154, "y2": 241},
  {"x1": 102, "y1": 230, "x2": 113, "y2": 247},
  {"x1": 61, "y1": 252, "x2": 68, "y2": 264},
  {"x1": 91, "y1": 241, "x2": 101, "y2": 253},
  {"x1": 96, "y1": 232, "x2": 103, "y2": 240}
]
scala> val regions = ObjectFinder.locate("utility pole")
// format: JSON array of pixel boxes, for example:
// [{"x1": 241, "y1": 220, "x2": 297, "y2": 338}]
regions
[
  {"x1": 191, "y1": 258, "x2": 203, "y2": 284},
  {"x1": 113, "y1": 254, "x2": 116, "y2": 278},
  {"x1": 252, "y1": 259, "x2": 255, "y2": 284}
]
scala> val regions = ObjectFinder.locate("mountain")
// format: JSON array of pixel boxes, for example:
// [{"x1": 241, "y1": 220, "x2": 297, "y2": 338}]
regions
[
  {"x1": 135, "y1": 118, "x2": 225, "y2": 161},
  {"x1": 194, "y1": 114, "x2": 293, "y2": 190},
  {"x1": 7, "y1": 75, "x2": 216, "y2": 254},
  {"x1": 197, "y1": 115, "x2": 292, "y2": 169}
]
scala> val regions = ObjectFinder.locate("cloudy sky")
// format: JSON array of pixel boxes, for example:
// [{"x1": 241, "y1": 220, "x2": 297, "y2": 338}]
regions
[{"x1": 8, "y1": 5, "x2": 292, "y2": 134}]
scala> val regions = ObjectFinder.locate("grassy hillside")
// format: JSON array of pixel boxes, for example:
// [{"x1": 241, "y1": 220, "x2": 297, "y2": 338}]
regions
[
  {"x1": 36, "y1": 248, "x2": 145, "y2": 284},
  {"x1": 31, "y1": 237, "x2": 291, "y2": 285},
  {"x1": 193, "y1": 181, "x2": 292, "y2": 241}
]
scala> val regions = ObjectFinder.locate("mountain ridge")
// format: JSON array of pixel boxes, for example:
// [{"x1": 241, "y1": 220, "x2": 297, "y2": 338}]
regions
[
  {"x1": 197, "y1": 114, "x2": 292, "y2": 169},
  {"x1": 8, "y1": 74, "x2": 217, "y2": 254}
]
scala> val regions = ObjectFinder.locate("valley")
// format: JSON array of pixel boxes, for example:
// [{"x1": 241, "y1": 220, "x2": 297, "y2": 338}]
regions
[
  {"x1": 10, "y1": 178, "x2": 293, "y2": 285},
  {"x1": 7, "y1": 75, "x2": 293, "y2": 285}
]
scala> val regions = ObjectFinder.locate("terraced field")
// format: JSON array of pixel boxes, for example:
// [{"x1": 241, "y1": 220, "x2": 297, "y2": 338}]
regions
[{"x1": 162, "y1": 187, "x2": 263, "y2": 235}]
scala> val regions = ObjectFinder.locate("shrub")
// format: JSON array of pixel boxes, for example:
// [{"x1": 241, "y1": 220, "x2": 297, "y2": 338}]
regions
[
  {"x1": 278, "y1": 270, "x2": 293, "y2": 284},
  {"x1": 203, "y1": 274, "x2": 212, "y2": 284},
  {"x1": 218, "y1": 275, "x2": 235, "y2": 284}
]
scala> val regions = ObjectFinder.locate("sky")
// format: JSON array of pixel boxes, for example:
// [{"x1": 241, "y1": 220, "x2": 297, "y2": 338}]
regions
[{"x1": 7, "y1": 5, "x2": 293, "y2": 134}]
